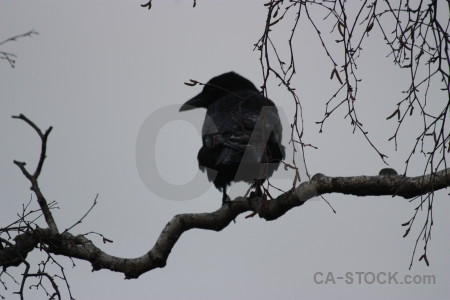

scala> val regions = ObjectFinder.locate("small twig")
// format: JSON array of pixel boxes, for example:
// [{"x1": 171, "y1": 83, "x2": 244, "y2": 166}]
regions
[
  {"x1": 64, "y1": 194, "x2": 99, "y2": 233},
  {"x1": 0, "y1": 30, "x2": 38, "y2": 68}
]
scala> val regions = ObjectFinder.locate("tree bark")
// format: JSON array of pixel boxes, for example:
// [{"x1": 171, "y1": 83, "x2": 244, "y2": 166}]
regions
[{"x1": 2, "y1": 167, "x2": 448, "y2": 279}]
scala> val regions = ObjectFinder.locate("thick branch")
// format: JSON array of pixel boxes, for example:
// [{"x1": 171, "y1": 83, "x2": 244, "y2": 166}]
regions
[
  {"x1": 312, "y1": 168, "x2": 450, "y2": 199},
  {"x1": 2, "y1": 168, "x2": 448, "y2": 279}
]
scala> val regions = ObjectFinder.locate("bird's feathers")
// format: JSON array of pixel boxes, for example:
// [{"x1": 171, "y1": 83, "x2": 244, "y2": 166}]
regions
[{"x1": 180, "y1": 72, "x2": 284, "y2": 195}]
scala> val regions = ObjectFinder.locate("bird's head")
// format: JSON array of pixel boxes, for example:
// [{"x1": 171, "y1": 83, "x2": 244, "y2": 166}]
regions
[{"x1": 179, "y1": 72, "x2": 258, "y2": 111}]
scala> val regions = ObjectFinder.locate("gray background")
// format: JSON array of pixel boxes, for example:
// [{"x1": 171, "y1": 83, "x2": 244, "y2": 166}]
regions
[{"x1": 1, "y1": 1, "x2": 448, "y2": 299}]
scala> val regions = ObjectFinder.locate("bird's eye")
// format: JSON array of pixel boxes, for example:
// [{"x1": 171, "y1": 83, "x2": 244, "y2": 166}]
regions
[{"x1": 204, "y1": 84, "x2": 218, "y2": 95}]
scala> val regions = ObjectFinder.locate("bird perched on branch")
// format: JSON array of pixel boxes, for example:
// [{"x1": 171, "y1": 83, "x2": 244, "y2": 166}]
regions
[{"x1": 180, "y1": 72, "x2": 284, "y2": 205}]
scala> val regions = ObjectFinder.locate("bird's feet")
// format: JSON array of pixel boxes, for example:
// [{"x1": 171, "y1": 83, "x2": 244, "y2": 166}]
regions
[
  {"x1": 249, "y1": 188, "x2": 262, "y2": 198},
  {"x1": 221, "y1": 195, "x2": 236, "y2": 223},
  {"x1": 222, "y1": 194, "x2": 232, "y2": 206},
  {"x1": 250, "y1": 180, "x2": 263, "y2": 197}
]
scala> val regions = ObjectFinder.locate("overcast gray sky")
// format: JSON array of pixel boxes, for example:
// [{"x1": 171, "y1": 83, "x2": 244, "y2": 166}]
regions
[{"x1": 1, "y1": 1, "x2": 449, "y2": 299}]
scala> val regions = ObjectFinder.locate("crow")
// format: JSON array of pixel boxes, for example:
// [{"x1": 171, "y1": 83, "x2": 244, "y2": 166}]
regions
[{"x1": 180, "y1": 72, "x2": 284, "y2": 205}]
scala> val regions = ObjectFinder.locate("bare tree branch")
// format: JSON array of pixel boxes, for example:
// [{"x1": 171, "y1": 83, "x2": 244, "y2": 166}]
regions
[
  {"x1": 2, "y1": 150, "x2": 448, "y2": 278},
  {"x1": 0, "y1": 31, "x2": 38, "y2": 68},
  {"x1": 2, "y1": 114, "x2": 448, "y2": 283},
  {"x1": 63, "y1": 194, "x2": 99, "y2": 234},
  {"x1": 11, "y1": 114, "x2": 58, "y2": 235},
  {"x1": 250, "y1": 0, "x2": 449, "y2": 273}
]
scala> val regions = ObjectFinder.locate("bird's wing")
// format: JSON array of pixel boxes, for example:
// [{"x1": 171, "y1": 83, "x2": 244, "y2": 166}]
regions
[{"x1": 202, "y1": 91, "x2": 283, "y2": 166}]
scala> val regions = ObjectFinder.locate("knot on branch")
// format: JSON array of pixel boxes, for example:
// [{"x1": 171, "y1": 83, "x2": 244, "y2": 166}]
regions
[{"x1": 379, "y1": 168, "x2": 398, "y2": 176}]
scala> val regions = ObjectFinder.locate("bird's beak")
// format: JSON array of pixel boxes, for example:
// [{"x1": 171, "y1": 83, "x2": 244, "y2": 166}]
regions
[{"x1": 179, "y1": 92, "x2": 208, "y2": 111}]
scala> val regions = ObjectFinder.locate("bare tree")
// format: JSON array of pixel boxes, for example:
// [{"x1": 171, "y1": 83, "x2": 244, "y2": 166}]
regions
[{"x1": 1, "y1": 1, "x2": 449, "y2": 299}]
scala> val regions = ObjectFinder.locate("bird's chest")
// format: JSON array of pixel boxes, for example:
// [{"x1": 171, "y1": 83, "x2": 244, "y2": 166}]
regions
[{"x1": 202, "y1": 108, "x2": 255, "y2": 148}]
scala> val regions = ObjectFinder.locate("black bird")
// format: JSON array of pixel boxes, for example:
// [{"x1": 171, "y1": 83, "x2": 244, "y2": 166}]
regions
[{"x1": 180, "y1": 72, "x2": 284, "y2": 204}]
